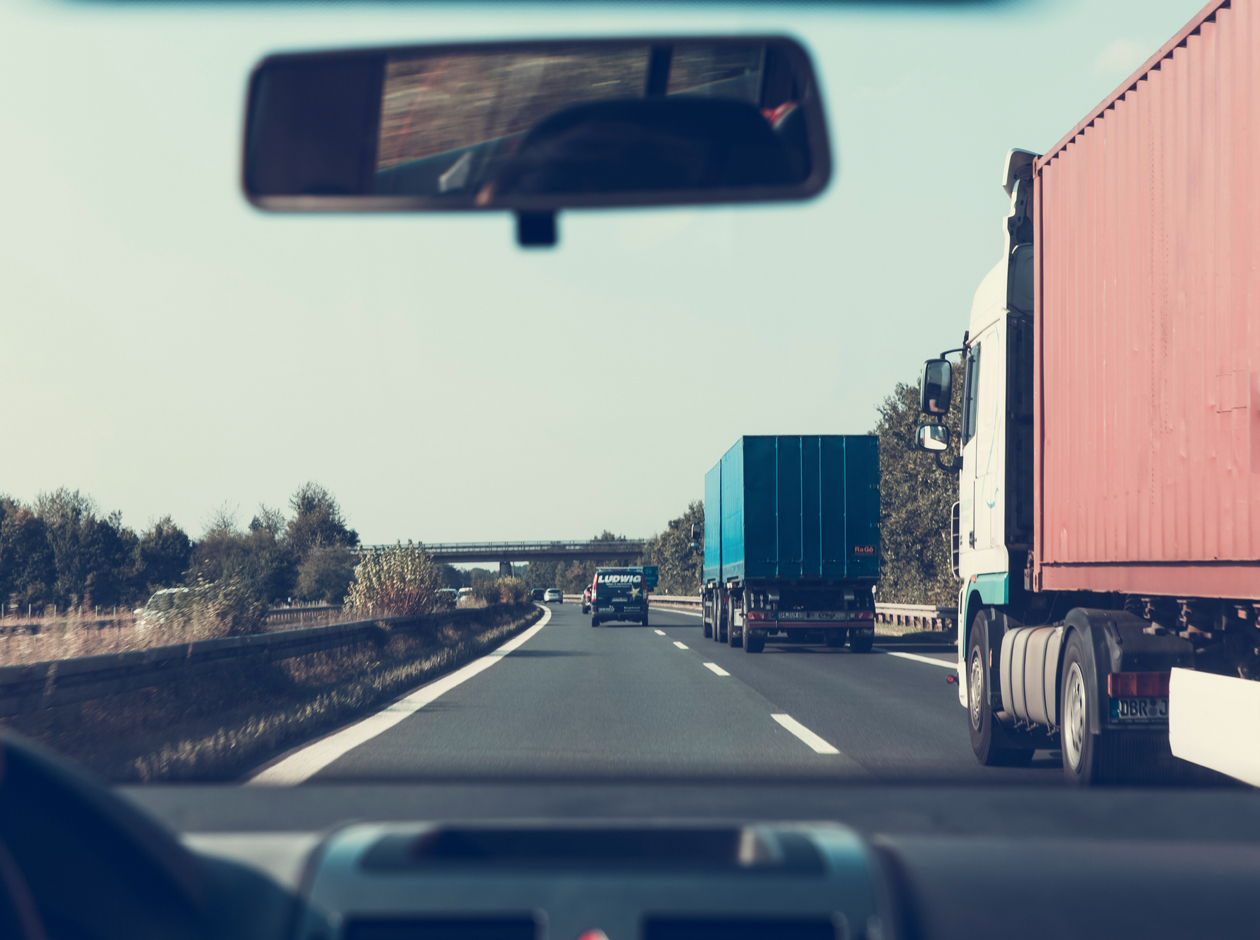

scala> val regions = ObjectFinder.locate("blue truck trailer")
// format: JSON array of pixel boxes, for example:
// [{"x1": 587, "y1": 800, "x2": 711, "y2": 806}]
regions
[{"x1": 702, "y1": 435, "x2": 880, "y2": 653}]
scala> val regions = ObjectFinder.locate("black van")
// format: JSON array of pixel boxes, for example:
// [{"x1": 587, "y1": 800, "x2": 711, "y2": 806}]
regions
[{"x1": 590, "y1": 568, "x2": 648, "y2": 627}]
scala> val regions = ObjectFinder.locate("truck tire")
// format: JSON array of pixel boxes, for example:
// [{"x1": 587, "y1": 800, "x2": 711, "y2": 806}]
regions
[
  {"x1": 745, "y1": 631, "x2": 765, "y2": 653},
  {"x1": 716, "y1": 608, "x2": 727, "y2": 643},
  {"x1": 966, "y1": 613, "x2": 1033, "y2": 767},
  {"x1": 1060, "y1": 628, "x2": 1115, "y2": 786},
  {"x1": 729, "y1": 621, "x2": 743, "y2": 648},
  {"x1": 703, "y1": 617, "x2": 713, "y2": 639},
  {"x1": 848, "y1": 635, "x2": 874, "y2": 653}
]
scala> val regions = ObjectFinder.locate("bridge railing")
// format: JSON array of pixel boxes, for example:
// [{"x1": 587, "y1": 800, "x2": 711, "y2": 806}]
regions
[{"x1": 359, "y1": 540, "x2": 646, "y2": 558}]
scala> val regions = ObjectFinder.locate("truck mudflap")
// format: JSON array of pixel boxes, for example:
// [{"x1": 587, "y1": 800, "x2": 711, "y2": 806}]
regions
[{"x1": 1169, "y1": 668, "x2": 1260, "y2": 786}]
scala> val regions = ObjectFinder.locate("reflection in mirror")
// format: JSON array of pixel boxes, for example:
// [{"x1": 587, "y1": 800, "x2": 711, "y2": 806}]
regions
[
  {"x1": 916, "y1": 424, "x2": 950, "y2": 452},
  {"x1": 920, "y1": 359, "x2": 953, "y2": 415},
  {"x1": 244, "y1": 37, "x2": 829, "y2": 213}
]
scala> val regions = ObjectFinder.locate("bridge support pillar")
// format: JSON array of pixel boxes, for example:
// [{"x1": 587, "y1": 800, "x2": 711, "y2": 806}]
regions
[{"x1": 499, "y1": 560, "x2": 513, "y2": 578}]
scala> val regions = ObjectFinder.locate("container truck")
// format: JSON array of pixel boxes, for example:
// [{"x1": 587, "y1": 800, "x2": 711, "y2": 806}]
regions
[
  {"x1": 916, "y1": 0, "x2": 1260, "y2": 786},
  {"x1": 702, "y1": 435, "x2": 880, "y2": 653}
]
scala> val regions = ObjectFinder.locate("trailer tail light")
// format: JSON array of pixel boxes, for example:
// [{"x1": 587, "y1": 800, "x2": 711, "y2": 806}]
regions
[
  {"x1": 747, "y1": 611, "x2": 767, "y2": 621},
  {"x1": 1107, "y1": 672, "x2": 1171, "y2": 697},
  {"x1": 853, "y1": 611, "x2": 874, "y2": 620}
]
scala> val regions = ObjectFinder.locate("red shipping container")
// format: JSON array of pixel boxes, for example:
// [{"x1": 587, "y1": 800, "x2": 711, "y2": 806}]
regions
[{"x1": 1033, "y1": 0, "x2": 1260, "y2": 600}]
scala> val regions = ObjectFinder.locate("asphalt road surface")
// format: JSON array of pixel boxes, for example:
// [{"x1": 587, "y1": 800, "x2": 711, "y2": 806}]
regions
[{"x1": 279, "y1": 603, "x2": 1063, "y2": 785}]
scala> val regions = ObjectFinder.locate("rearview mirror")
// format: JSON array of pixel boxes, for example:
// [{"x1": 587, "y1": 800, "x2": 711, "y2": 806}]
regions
[
  {"x1": 916, "y1": 424, "x2": 950, "y2": 452},
  {"x1": 920, "y1": 359, "x2": 953, "y2": 415},
  {"x1": 243, "y1": 37, "x2": 830, "y2": 244}
]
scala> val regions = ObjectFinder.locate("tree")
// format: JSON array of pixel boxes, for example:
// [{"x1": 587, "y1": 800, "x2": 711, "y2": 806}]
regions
[
  {"x1": 0, "y1": 498, "x2": 56, "y2": 612},
  {"x1": 285, "y1": 483, "x2": 358, "y2": 563},
  {"x1": 641, "y1": 501, "x2": 704, "y2": 596},
  {"x1": 871, "y1": 359, "x2": 964, "y2": 605},
  {"x1": 134, "y1": 516, "x2": 193, "y2": 594},
  {"x1": 186, "y1": 506, "x2": 296, "y2": 604},
  {"x1": 34, "y1": 489, "x2": 138, "y2": 608},
  {"x1": 295, "y1": 546, "x2": 357, "y2": 604}
]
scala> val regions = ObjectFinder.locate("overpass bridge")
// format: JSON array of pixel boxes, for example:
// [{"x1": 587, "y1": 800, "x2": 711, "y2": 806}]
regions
[{"x1": 360, "y1": 540, "x2": 647, "y2": 576}]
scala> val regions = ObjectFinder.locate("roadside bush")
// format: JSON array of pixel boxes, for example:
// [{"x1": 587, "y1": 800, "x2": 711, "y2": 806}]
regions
[
  {"x1": 344, "y1": 542, "x2": 441, "y2": 616},
  {"x1": 138, "y1": 576, "x2": 269, "y2": 638},
  {"x1": 470, "y1": 576, "x2": 530, "y2": 606}
]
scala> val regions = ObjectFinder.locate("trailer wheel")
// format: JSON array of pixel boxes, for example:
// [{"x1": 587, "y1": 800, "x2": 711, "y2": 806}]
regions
[
  {"x1": 716, "y1": 605, "x2": 727, "y2": 643},
  {"x1": 703, "y1": 609, "x2": 713, "y2": 639},
  {"x1": 745, "y1": 631, "x2": 765, "y2": 653},
  {"x1": 1060, "y1": 629, "x2": 1115, "y2": 786},
  {"x1": 849, "y1": 635, "x2": 874, "y2": 654},
  {"x1": 729, "y1": 621, "x2": 743, "y2": 649},
  {"x1": 966, "y1": 613, "x2": 1033, "y2": 767}
]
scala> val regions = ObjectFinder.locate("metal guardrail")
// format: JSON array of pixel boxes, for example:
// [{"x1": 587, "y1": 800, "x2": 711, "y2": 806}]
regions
[
  {"x1": 359, "y1": 540, "x2": 646, "y2": 562},
  {"x1": 0, "y1": 605, "x2": 532, "y2": 718},
  {"x1": 874, "y1": 603, "x2": 957, "y2": 631}
]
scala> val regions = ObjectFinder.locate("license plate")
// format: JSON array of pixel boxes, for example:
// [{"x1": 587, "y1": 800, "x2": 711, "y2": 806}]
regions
[
  {"x1": 778, "y1": 611, "x2": 844, "y2": 621},
  {"x1": 1109, "y1": 697, "x2": 1168, "y2": 722}
]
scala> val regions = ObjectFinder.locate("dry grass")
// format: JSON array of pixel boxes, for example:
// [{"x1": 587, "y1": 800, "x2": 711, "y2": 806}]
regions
[
  {"x1": 0, "y1": 605, "x2": 399, "y2": 667},
  {"x1": 0, "y1": 603, "x2": 541, "y2": 782}
]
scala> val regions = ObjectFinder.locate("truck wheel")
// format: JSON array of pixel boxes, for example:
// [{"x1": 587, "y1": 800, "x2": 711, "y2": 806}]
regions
[
  {"x1": 716, "y1": 610, "x2": 727, "y2": 643},
  {"x1": 1061, "y1": 629, "x2": 1114, "y2": 786},
  {"x1": 825, "y1": 631, "x2": 844, "y2": 648},
  {"x1": 703, "y1": 616, "x2": 713, "y2": 639},
  {"x1": 849, "y1": 635, "x2": 874, "y2": 653},
  {"x1": 729, "y1": 621, "x2": 743, "y2": 648},
  {"x1": 966, "y1": 614, "x2": 1033, "y2": 767},
  {"x1": 745, "y1": 631, "x2": 765, "y2": 653}
]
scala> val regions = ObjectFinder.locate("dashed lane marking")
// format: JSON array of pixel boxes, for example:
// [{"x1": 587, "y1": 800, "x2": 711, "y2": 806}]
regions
[
  {"x1": 772, "y1": 713, "x2": 841, "y2": 754},
  {"x1": 653, "y1": 630, "x2": 666, "y2": 636},
  {"x1": 703, "y1": 663, "x2": 730, "y2": 676},
  {"x1": 673, "y1": 641, "x2": 689, "y2": 649}
]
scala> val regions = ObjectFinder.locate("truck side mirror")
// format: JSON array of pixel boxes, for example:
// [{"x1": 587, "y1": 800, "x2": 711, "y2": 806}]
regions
[
  {"x1": 920, "y1": 359, "x2": 953, "y2": 415},
  {"x1": 916, "y1": 424, "x2": 950, "y2": 452},
  {"x1": 690, "y1": 524, "x2": 702, "y2": 540}
]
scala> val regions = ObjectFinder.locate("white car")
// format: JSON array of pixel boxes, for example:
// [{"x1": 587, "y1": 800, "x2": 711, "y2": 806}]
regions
[{"x1": 543, "y1": 588, "x2": 562, "y2": 603}]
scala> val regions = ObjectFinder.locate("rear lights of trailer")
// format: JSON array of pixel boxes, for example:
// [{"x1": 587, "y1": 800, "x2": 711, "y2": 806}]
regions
[
  {"x1": 1107, "y1": 672, "x2": 1171, "y2": 697},
  {"x1": 747, "y1": 611, "x2": 768, "y2": 621}
]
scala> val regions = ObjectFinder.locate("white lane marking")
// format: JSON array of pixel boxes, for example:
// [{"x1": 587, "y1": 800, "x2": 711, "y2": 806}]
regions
[
  {"x1": 673, "y1": 641, "x2": 689, "y2": 649},
  {"x1": 654, "y1": 606, "x2": 702, "y2": 617},
  {"x1": 880, "y1": 649, "x2": 957, "y2": 669},
  {"x1": 653, "y1": 630, "x2": 666, "y2": 636},
  {"x1": 703, "y1": 662, "x2": 730, "y2": 676},
  {"x1": 247, "y1": 605, "x2": 552, "y2": 786},
  {"x1": 772, "y1": 713, "x2": 840, "y2": 754}
]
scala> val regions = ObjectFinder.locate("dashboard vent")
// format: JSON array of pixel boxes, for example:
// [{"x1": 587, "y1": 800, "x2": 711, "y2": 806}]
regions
[
  {"x1": 343, "y1": 916, "x2": 538, "y2": 940},
  {"x1": 644, "y1": 918, "x2": 839, "y2": 940}
]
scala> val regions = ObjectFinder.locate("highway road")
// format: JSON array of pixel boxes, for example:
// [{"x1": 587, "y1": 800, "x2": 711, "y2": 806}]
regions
[{"x1": 256, "y1": 603, "x2": 1063, "y2": 785}]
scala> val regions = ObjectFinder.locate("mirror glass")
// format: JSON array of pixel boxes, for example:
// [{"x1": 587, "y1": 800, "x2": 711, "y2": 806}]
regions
[
  {"x1": 920, "y1": 359, "x2": 953, "y2": 415},
  {"x1": 244, "y1": 37, "x2": 829, "y2": 211},
  {"x1": 916, "y1": 424, "x2": 950, "y2": 452}
]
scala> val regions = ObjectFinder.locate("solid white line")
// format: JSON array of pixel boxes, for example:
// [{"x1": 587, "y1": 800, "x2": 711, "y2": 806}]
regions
[
  {"x1": 703, "y1": 662, "x2": 730, "y2": 676},
  {"x1": 654, "y1": 606, "x2": 702, "y2": 617},
  {"x1": 653, "y1": 629, "x2": 666, "y2": 636},
  {"x1": 880, "y1": 649, "x2": 958, "y2": 669},
  {"x1": 247, "y1": 605, "x2": 552, "y2": 786},
  {"x1": 772, "y1": 713, "x2": 840, "y2": 754},
  {"x1": 673, "y1": 641, "x2": 689, "y2": 649}
]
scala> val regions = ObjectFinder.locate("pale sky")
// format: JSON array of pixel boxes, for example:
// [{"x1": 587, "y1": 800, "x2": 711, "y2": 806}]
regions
[{"x1": 0, "y1": 0, "x2": 1202, "y2": 543}]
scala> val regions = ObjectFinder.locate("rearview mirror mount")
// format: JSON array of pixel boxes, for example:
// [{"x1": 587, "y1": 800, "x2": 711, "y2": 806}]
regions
[{"x1": 242, "y1": 36, "x2": 831, "y2": 247}]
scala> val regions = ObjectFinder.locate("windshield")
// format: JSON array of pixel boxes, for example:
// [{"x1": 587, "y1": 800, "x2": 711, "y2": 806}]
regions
[{"x1": 0, "y1": 0, "x2": 1224, "y2": 791}]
